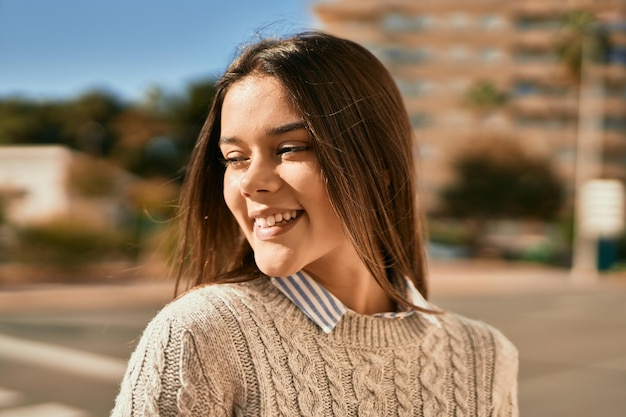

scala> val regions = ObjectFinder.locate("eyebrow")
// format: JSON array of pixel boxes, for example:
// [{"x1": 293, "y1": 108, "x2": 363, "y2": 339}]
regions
[
  {"x1": 266, "y1": 121, "x2": 307, "y2": 135},
  {"x1": 219, "y1": 121, "x2": 307, "y2": 145}
]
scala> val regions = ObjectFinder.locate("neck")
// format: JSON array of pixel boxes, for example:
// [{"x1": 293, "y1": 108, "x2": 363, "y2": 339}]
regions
[{"x1": 304, "y1": 263, "x2": 395, "y2": 315}]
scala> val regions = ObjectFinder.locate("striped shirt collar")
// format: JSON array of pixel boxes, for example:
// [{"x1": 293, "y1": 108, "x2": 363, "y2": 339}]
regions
[{"x1": 271, "y1": 270, "x2": 440, "y2": 333}]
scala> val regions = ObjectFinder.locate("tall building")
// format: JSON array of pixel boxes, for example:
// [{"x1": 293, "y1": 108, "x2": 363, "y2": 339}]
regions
[{"x1": 314, "y1": 0, "x2": 626, "y2": 212}]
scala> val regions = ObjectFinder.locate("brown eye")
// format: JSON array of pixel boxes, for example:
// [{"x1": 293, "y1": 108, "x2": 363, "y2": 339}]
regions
[
  {"x1": 277, "y1": 145, "x2": 312, "y2": 156},
  {"x1": 220, "y1": 151, "x2": 249, "y2": 169}
]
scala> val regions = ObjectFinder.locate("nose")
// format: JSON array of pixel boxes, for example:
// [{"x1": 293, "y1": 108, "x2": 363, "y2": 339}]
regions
[{"x1": 239, "y1": 156, "x2": 281, "y2": 197}]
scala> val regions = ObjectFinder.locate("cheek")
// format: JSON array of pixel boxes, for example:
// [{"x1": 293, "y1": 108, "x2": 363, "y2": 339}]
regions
[
  {"x1": 223, "y1": 171, "x2": 244, "y2": 215},
  {"x1": 302, "y1": 176, "x2": 340, "y2": 225}
]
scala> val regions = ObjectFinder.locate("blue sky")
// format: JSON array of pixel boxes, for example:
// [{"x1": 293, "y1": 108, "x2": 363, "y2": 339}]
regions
[{"x1": 0, "y1": 0, "x2": 317, "y2": 101}]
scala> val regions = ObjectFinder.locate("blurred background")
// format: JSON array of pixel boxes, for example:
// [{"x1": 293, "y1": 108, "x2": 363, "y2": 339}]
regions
[{"x1": 0, "y1": 0, "x2": 625, "y2": 416}]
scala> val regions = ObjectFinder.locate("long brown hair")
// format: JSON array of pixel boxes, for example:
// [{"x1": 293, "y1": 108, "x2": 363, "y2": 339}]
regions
[{"x1": 177, "y1": 31, "x2": 430, "y2": 308}]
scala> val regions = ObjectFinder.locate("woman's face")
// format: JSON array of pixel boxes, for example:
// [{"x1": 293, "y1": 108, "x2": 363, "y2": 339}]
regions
[{"x1": 219, "y1": 75, "x2": 360, "y2": 280}]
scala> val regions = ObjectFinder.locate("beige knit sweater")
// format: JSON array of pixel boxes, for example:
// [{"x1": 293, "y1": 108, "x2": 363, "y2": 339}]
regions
[{"x1": 111, "y1": 278, "x2": 519, "y2": 416}]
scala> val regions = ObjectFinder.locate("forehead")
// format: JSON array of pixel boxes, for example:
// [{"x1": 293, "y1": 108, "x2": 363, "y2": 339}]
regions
[{"x1": 221, "y1": 76, "x2": 300, "y2": 133}]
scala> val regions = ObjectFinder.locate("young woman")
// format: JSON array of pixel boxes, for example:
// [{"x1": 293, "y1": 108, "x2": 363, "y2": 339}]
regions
[{"x1": 111, "y1": 31, "x2": 518, "y2": 416}]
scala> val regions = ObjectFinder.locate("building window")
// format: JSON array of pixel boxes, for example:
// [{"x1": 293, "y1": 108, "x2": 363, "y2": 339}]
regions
[
  {"x1": 480, "y1": 15, "x2": 507, "y2": 30},
  {"x1": 382, "y1": 13, "x2": 433, "y2": 32},
  {"x1": 604, "y1": 116, "x2": 626, "y2": 132},
  {"x1": 395, "y1": 78, "x2": 436, "y2": 97},
  {"x1": 448, "y1": 46, "x2": 471, "y2": 62},
  {"x1": 448, "y1": 13, "x2": 472, "y2": 30},
  {"x1": 382, "y1": 45, "x2": 432, "y2": 65},
  {"x1": 513, "y1": 81, "x2": 538, "y2": 96},
  {"x1": 417, "y1": 143, "x2": 439, "y2": 160},
  {"x1": 609, "y1": 46, "x2": 626, "y2": 65},
  {"x1": 513, "y1": 81, "x2": 569, "y2": 97},
  {"x1": 556, "y1": 147, "x2": 576, "y2": 162},
  {"x1": 514, "y1": 16, "x2": 561, "y2": 31},
  {"x1": 514, "y1": 49, "x2": 557, "y2": 63},
  {"x1": 479, "y1": 48, "x2": 505, "y2": 63},
  {"x1": 410, "y1": 113, "x2": 431, "y2": 129}
]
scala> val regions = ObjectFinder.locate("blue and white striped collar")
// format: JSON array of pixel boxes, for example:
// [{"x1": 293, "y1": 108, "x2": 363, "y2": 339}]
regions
[{"x1": 271, "y1": 270, "x2": 440, "y2": 333}]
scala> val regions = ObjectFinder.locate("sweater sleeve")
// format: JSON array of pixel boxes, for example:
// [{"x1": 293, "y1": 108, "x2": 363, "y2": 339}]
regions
[
  {"x1": 491, "y1": 329, "x2": 520, "y2": 417},
  {"x1": 110, "y1": 310, "x2": 232, "y2": 417}
]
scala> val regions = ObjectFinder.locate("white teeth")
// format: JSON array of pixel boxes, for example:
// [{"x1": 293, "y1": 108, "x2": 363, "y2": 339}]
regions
[{"x1": 255, "y1": 211, "x2": 299, "y2": 228}]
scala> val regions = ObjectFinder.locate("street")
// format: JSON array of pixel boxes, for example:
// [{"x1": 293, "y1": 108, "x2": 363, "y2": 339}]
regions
[
  {"x1": 432, "y1": 287, "x2": 626, "y2": 417},
  {"x1": 0, "y1": 265, "x2": 624, "y2": 416},
  {"x1": 0, "y1": 307, "x2": 158, "y2": 417}
]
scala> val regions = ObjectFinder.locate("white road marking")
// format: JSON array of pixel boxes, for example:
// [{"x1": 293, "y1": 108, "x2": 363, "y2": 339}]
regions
[
  {"x1": 0, "y1": 333, "x2": 126, "y2": 383},
  {"x1": 0, "y1": 402, "x2": 91, "y2": 417},
  {"x1": 0, "y1": 387, "x2": 22, "y2": 408}
]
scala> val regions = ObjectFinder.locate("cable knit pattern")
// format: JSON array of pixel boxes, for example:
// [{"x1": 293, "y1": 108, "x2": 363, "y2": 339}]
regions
[
  {"x1": 444, "y1": 317, "x2": 471, "y2": 417},
  {"x1": 110, "y1": 321, "x2": 153, "y2": 416},
  {"x1": 274, "y1": 320, "x2": 324, "y2": 415},
  {"x1": 349, "y1": 348, "x2": 387, "y2": 416},
  {"x1": 238, "y1": 295, "x2": 297, "y2": 415},
  {"x1": 393, "y1": 349, "x2": 414, "y2": 417},
  {"x1": 140, "y1": 318, "x2": 170, "y2": 416},
  {"x1": 177, "y1": 331, "x2": 230, "y2": 416},
  {"x1": 111, "y1": 278, "x2": 519, "y2": 417},
  {"x1": 177, "y1": 332, "x2": 200, "y2": 416},
  {"x1": 315, "y1": 336, "x2": 349, "y2": 416},
  {"x1": 419, "y1": 325, "x2": 448, "y2": 417}
]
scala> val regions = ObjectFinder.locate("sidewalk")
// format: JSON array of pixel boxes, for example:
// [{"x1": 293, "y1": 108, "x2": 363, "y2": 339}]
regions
[
  {"x1": 0, "y1": 280, "x2": 173, "y2": 313},
  {"x1": 1, "y1": 260, "x2": 624, "y2": 313},
  {"x1": 429, "y1": 259, "x2": 626, "y2": 295}
]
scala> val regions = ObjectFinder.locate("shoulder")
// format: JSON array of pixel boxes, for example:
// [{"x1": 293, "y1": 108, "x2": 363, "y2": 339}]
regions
[
  {"x1": 111, "y1": 279, "x2": 274, "y2": 416},
  {"x1": 131, "y1": 278, "x2": 279, "y2": 378},
  {"x1": 135, "y1": 278, "x2": 274, "y2": 361},
  {"x1": 437, "y1": 310, "x2": 518, "y2": 387},
  {"x1": 440, "y1": 311, "x2": 517, "y2": 358},
  {"x1": 153, "y1": 278, "x2": 275, "y2": 330},
  {"x1": 142, "y1": 277, "x2": 288, "y2": 357},
  {"x1": 440, "y1": 312, "x2": 519, "y2": 414}
]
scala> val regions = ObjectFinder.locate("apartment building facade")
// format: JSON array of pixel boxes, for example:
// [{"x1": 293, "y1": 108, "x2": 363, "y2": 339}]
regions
[{"x1": 314, "y1": 0, "x2": 626, "y2": 211}]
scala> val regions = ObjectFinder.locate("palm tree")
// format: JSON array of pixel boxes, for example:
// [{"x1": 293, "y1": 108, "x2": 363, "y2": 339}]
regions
[
  {"x1": 556, "y1": 10, "x2": 614, "y2": 281},
  {"x1": 555, "y1": 10, "x2": 612, "y2": 83}
]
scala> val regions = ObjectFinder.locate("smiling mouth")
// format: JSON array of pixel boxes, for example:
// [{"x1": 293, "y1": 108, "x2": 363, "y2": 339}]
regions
[{"x1": 254, "y1": 210, "x2": 302, "y2": 228}]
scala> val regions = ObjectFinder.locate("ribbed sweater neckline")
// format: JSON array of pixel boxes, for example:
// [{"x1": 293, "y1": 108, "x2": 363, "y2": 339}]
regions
[{"x1": 242, "y1": 277, "x2": 435, "y2": 348}]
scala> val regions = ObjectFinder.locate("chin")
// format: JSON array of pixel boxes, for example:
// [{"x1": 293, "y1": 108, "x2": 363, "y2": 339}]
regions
[{"x1": 255, "y1": 255, "x2": 301, "y2": 278}]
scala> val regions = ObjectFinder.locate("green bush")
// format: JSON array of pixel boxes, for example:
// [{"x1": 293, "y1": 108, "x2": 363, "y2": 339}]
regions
[
  {"x1": 66, "y1": 154, "x2": 120, "y2": 197},
  {"x1": 14, "y1": 216, "x2": 133, "y2": 267},
  {"x1": 427, "y1": 219, "x2": 472, "y2": 247}
]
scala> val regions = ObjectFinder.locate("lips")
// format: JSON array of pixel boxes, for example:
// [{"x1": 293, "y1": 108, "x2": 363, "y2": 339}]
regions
[{"x1": 254, "y1": 210, "x2": 301, "y2": 228}]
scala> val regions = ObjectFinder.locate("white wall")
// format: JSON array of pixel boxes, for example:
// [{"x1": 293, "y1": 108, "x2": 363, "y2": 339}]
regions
[{"x1": 0, "y1": 145, "x2": 73, "y2": 224}]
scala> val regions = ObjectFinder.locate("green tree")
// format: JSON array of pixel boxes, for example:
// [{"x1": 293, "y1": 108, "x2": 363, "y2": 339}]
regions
[
  {"x1": 0, "y1": 90, "x2": 126, "y2": 152},
  {"x1": 555, "y1": 10, "x2": 612, "y2": 83},
  {"x1": 166, "y1": 79, "x2": 218, "y2": 161},
  {"x1": 64, "y1": 90, "x2": 125, "y2": 156},
  {"x1": 108, "y1": 108, "x2": 174, "y2": 177},
  {"x1": 0, "y1": 99, "x2": 64, "y2": 145},
  {"x1": 463, "y1": 80, "x2": 508, "y2": 114},
  {"x1": 440, "y1": 138, "x2": 564, "y2": 220},
  {"x1": 439, "y1": 137, "x2": 565, "y2": 251}
]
